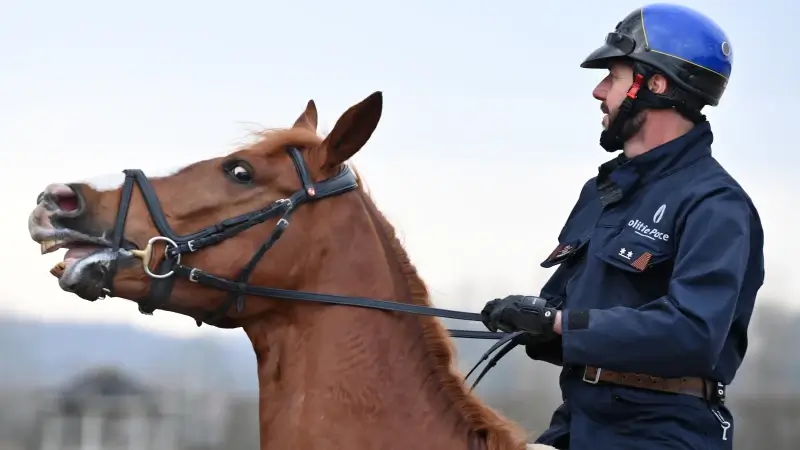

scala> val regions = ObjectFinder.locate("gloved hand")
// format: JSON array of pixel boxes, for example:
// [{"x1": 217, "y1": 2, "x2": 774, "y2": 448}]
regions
[
  {"x1": 513, "y1": 330, "x2": 559, "y2": 347},
  {"x1": 481, "y1": 295, "x2": 559, "y2": 340},
  {"x1": 521, "y1": 333, "x2": 563, "y2": 366}
]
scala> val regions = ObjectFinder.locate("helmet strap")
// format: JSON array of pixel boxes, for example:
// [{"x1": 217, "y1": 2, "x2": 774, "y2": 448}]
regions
[
  {"x1": 599, "y1": 69, "x2": 648, "y2": 152},
  {"x1": 599, "y1": 63, "x2": 707, "y2": 153}
]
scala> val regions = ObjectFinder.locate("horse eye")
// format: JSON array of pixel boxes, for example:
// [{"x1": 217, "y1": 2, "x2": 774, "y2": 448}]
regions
[{"x1": 227, "y1": 164, "x2": 253, "y2": 184}]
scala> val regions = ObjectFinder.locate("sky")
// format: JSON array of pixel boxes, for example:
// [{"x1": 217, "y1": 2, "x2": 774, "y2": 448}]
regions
[{"x1": 1, "y1": 0, "x2": 797, "y2": 339}]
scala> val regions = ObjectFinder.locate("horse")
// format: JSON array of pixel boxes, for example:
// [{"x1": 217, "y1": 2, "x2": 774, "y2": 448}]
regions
[{"x1": 27, "y1": 91, "x2": 556, "y2": 450}]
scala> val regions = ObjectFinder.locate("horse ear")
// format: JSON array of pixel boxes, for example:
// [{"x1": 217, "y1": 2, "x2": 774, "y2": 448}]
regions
[
  {"x1": 314, "y1": 91, "x2": 382, "y2": 171},
  {"x1": 293, "y1": 99, "x2": 318, "y2": 131}
]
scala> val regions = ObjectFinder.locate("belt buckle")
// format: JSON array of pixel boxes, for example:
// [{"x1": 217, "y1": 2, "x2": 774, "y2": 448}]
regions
[{"x1": 583, "y1": 367, "x2": 602, "y2": 384}]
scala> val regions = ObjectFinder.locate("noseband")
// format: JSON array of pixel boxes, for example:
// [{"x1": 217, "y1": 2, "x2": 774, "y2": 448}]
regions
[{"x1": 101, "y1": 147, "x2": 524, "y2": 389}]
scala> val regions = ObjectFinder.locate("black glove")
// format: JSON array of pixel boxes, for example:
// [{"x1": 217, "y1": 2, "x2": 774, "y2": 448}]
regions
[
  {"x1": 481, "y1": 295, "x2": 559, "y2": 340},
  {"x1": 514, "y1": 330, "x2": 560, "y2": 348}
]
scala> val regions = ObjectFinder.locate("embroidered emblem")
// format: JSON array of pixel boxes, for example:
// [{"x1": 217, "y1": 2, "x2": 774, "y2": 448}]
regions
[
  {"x1": 542, "y1": 240, "x2": 582, "y2": 268},
  {"x1": 630, "y1": 251, "x2": 652, "y2": 271}
]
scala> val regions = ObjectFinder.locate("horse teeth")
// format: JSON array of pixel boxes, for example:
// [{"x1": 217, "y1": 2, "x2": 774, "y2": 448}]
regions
[
  {"x1": 40, "y1": 240, "x2": 55, "y2": 254},
  {"x1": 40, "y1": 239, "x2": 63, "y2": 254},
  {"x1": 50, "y1": 261, "x2": 66, "y2": 278}
]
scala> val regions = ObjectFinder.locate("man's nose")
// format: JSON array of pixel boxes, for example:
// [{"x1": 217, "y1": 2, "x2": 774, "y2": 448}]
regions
[
  {"x1": 37, "y1": 183, "x2": 84, "y2": 216},
  {"x1": 593, "y1": 85, "x2": 607, "y2": 102}
]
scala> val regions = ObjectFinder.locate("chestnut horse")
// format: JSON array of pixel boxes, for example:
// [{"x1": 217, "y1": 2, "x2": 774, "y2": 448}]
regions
[{"x1": 28, "y1": 91, "x2": 555, "y2": 450}]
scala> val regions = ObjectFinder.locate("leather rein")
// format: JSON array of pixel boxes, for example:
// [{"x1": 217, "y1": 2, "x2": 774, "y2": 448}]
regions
[{"x1": 99, "y1": 147, "x2": 525, "y2": 390}]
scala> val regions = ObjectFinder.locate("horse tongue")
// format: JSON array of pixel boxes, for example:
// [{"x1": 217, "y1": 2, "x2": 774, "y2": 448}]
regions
[{"x1": 63, "y1": 245, "x2": 104, "y2": 265}]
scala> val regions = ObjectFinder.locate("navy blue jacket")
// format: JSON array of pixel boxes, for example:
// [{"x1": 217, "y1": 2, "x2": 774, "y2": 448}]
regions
[{"x1": 532, "y1": 122, "x2": 764, "y2": 385}]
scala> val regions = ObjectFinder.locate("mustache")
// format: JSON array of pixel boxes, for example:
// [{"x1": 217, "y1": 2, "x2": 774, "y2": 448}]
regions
[{"x1": 601, "y1": 103, "x2": 610, "y2": 114}]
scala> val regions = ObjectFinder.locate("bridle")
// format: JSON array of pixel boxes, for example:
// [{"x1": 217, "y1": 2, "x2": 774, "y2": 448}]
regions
[{"x1": 100, "y1": 147, "x2": 527, "y2": 390}]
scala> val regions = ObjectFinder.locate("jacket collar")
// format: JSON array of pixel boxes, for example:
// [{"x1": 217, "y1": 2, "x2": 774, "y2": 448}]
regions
[{"x1": 596, "y1": 121, "x2": 713, "y2": 206}]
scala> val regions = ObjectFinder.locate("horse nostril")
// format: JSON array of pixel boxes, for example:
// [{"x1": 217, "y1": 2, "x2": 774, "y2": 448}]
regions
[
  {"x1": 56, "y1": 193, "x2": 79, "y2": 212},
  {"x1": 44, "y1": 184, "x2": 81, "y2": 213}
]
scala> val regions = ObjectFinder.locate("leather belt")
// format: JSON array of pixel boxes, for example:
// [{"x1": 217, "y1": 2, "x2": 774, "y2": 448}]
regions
[{"x1": 582, "y1": 366, "x2": 720, "y2": 401}]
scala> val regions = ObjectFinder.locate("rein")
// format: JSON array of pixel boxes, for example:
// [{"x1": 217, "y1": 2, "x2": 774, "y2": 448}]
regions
[{"x1": 101, "y1": 147, "x2": 523, "y2": 389}]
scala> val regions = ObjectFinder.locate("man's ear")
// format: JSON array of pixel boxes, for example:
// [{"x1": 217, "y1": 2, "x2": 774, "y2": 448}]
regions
[
  {"x1": 292, "y1": 99, "x2": 318, "y2": 132},
  {"x1": 648, "y1": 74, "x2": 669, "y2": 95},
  {"x1": 312, "y1": 91, "x2": 382, "y2": 172}
]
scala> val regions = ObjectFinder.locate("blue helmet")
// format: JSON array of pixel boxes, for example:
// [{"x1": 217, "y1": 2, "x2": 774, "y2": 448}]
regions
[
  {"x1": 582, "y1": 3, "x2": 732, "y2": 107},
  {"x1": 582, "y1": 4, "x2": 733, "y2": 151}
]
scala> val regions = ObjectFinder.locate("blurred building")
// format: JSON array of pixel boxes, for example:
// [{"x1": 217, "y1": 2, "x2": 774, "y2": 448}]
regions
[{"x1": 30, "y1": 367, "x2": 179, "y2": 450}]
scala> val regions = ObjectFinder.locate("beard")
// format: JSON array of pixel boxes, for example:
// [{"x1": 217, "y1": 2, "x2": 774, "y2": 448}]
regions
[
  {"x1": 620, "y1": 111, "x2": 647, "y2": 139},
  {"x1": 604, "y1": 104, "x2": 647, "y2": 140},
  {"x1": 599, "y1": 101, "x2": 648, "y2": 152}
]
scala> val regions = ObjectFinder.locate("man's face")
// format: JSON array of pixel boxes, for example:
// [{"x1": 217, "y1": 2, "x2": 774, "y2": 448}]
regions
[{"x1": 593, "y1": 61, "x2": 634, "y2": 129}]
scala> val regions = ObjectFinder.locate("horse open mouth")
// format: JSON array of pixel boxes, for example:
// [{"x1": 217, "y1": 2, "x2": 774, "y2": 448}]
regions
[
  {"x1": 36, "y1": 228, "x2": 147, "y2": 301},
  {"x1": 41, "y1": 239, "x2": 113, "y2": 279}
]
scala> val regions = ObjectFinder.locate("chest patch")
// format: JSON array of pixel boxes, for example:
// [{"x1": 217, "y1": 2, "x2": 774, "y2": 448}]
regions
[{"x1": 610, "y1": 246, "x2": 654, "y2": 272}]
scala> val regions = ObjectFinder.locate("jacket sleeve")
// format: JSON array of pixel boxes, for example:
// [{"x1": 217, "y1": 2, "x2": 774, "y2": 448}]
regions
[{"x1": 560, "y1": 187, "x2": 757, "y2": 376}]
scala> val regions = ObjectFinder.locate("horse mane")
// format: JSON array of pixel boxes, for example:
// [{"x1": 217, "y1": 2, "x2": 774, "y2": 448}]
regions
[{"x1": 354, "y1": 171, "x2": 528, "y2": 450}]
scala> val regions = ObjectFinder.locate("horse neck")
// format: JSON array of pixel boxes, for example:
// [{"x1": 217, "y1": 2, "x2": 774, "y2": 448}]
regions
[{"x1": 241, "y1": 191, "x2": 522, "y2": 450}]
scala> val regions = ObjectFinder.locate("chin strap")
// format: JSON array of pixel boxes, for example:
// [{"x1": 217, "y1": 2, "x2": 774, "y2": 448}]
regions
[
  {"x1": 599, "y1": 63, "x2": 707, "y2": 153},
  {"x1": 599, "y1": 70, "x2": 647, "y2": 152}
]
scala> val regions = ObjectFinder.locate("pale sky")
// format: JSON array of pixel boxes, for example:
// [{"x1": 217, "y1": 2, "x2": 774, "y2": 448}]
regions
[{"x1": 1, "y1": 0, "x2": 796, "y2": 339}]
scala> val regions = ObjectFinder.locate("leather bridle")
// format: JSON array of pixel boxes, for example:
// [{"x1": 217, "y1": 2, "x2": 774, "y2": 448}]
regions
[{"x1": 99, "y1": 147, "x2": 526, "y2": 389}]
